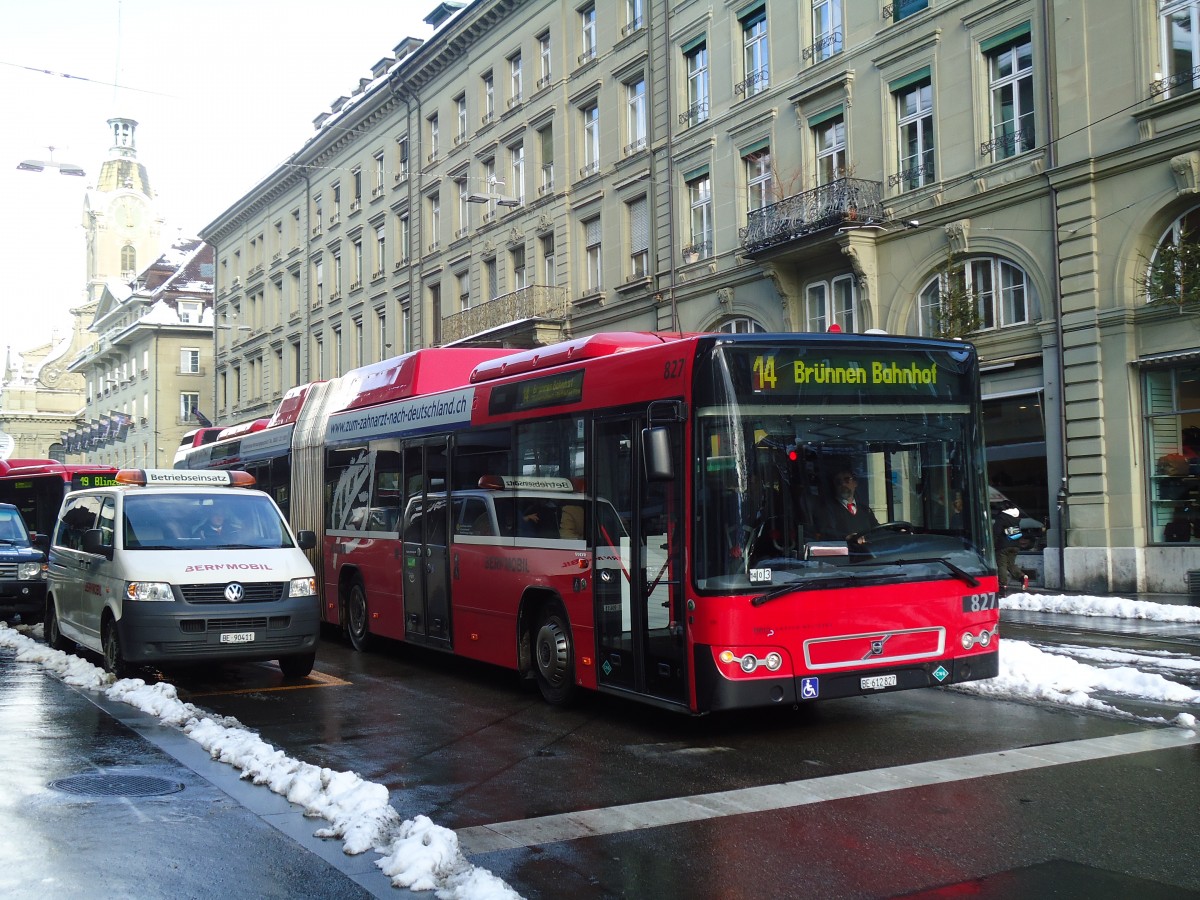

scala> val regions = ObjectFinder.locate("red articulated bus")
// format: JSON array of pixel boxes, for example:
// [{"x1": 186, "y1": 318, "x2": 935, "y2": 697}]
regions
[
  {"x1": 0, "y1": 460, "x2": 121, "y2": 538},
  {"x1": 180, "y1": 331, "x2": 1000, "y2": 713}
]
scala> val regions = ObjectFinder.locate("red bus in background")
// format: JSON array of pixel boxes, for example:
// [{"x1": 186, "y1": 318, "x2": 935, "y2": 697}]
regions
[
  {"x1": 180, "y1": 331, "x2": 1000, "y2": 714},
  {"x1": 0, "y1": 460, "x2": 121, "y2": 538}
]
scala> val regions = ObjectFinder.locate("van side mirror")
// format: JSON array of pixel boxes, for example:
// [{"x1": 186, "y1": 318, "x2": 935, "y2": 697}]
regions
[
  {"x1": 642, "y1": 426, "x2": 674, "y2": 481},
  {"x1": 82, "y1": 528, "x2": 113, "y2": 559},
  {"x1": 295, "y1": 530, "x2": 317, "y2": 551}
]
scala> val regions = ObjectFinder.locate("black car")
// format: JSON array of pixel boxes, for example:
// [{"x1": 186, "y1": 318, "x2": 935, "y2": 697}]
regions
[{"x1": 0, "y1": 503, "x2": 47, "y2": 623}]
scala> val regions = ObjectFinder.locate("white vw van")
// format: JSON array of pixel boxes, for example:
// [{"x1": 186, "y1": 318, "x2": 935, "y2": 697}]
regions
[{"x1": 45, "y1": 469, "x2": 320, "y2": 678}]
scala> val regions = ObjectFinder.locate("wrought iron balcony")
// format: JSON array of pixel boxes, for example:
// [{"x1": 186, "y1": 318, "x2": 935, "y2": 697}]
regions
[
  {"x1": 739, "y1": 177, "x2": 884, "y2": 255},
  {"x1": 440, "y1": 284, "x2": 570, "y2": 345}
]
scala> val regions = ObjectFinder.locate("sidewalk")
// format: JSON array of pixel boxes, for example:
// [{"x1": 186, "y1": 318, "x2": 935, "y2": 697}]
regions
[{"x1": 0, "y1": 651, "x2": 400, "y2": 899}]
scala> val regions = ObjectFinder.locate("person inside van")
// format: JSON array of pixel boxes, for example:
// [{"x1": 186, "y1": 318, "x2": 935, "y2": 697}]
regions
[{"x1": 194, "y1": 509, "x2": 232, "y2": 541}]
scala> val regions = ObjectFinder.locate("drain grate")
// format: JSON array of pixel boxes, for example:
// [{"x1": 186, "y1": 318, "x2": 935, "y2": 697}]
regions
[{"x1": 49, "y1": 773, "x2": 185, "y2": 797}]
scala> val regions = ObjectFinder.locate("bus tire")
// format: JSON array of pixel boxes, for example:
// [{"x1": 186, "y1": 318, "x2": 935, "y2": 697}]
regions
[
  {"x1": 102, "y1": 616, "x2": 132, "y2": 680},
  {"x1": 346, "y1": 580, "x2": 374, "y2": 652},
  {"x1": 533, "y1": 605, "x2": 575, "y2": 706},
  {"x1": 278, "y1": 652, "x2": 316, "y2": 679},
  {"x1": 45, "y1": 597, "x2": 72, "y2": 652}
]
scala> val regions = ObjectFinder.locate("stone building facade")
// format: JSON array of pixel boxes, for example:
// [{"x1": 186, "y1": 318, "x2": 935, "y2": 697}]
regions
[{"x1": 200, "y1": 0, "x2": 1200, "y2": 593}]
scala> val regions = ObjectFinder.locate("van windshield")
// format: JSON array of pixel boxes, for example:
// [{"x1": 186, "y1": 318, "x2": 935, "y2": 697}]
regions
[{"x1": 122, "y1": 493, "x2": 294, "y2": 550}]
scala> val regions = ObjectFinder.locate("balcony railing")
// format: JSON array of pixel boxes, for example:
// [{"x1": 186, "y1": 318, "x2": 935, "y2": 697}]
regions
[
  {"x1": 440, "y1": 284, "x2": 570, "y2": 344},
  {"x1": 739, "y1": 177, "x2": 884, "y2": 254},
  {"x1": 1149, "y1": 66, "x2": 1200, "y2": 98}
]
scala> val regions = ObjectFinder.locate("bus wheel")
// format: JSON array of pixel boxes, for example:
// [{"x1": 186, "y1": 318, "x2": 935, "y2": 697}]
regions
[
  {"x1": 102, "y1": 618, "x2": 131, "y2": 679},
  {"x1": 534, "y1": 606, "x2": 575, "y2": 705},
  {"x1": 278, "y1": 652, "x2": 316, "y2": 679},
  {"x1": 346, "y1": 581, "x2": 374, "y2": 652},
  {"x1": 45, "y1": 598, "x2": 72, "y2": 652}
]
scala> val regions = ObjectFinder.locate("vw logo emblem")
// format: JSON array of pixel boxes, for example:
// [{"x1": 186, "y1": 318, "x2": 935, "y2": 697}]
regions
[{"x1": 224, "y1": 582, "x2": 245, "y2": 603}]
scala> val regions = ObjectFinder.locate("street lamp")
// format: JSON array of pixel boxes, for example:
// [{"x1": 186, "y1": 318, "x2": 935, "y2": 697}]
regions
[
  {"x1": 467, "y1": 193, "x2": 521, "y2": 208},
  {"x1": 16, "y1": 146, "x2": 86, "y2": 177}
]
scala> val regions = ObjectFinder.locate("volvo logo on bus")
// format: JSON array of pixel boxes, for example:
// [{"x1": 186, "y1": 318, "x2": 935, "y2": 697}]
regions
[
  {"x1": 863, "y1": 634, "x2": 892, "y2": 659},
  {"x1": 224, "y1": 583, "x2": 245, "y2": 603}
]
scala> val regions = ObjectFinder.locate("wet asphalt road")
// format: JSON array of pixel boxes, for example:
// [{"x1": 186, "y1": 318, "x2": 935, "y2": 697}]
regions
[{"x1": 2, "y1": 602, "x2": 1199, "y2": 899}]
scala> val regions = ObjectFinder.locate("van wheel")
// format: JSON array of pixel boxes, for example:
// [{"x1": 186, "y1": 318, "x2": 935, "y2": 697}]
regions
[
  {"x1": 278, "y1": 653, "x2": 315, "y2": 679},
  {"x1": 45, "y1": 599, "x2": 72, "y2": 652},
  {"x1": 102, "y1": 619, "x2": 131, "y2": 679},
  {"x1": 346, "y1": 581, "x2": 374, "y2": 652},
  {"x1": 534, "y1": 606, "x2": 575, "y2": 706}
]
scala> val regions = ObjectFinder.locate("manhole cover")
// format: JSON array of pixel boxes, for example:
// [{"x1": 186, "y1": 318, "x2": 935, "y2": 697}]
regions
[{"x1": 49, "y1": 774, "x2": 184, "y2": 797}]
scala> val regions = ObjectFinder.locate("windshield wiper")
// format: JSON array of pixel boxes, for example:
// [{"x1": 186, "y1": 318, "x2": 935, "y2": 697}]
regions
[
  {"x1": 751, "y1": 574, "x2": 865, "y2": 606},
  {"x1": 886, "y1": 557, "x2": 980, "y2": 587}
]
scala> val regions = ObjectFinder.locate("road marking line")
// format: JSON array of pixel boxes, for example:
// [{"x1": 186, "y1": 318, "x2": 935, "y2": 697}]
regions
[
  {"x1": 184, "y1": 668, "x2": 349, "y2": 697},
  {"x1": 456, "y1": 727, "x2": 1200, "y2": 855}
]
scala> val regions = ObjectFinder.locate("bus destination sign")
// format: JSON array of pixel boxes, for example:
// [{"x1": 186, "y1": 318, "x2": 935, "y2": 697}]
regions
[
  {"x1": 744, "y1": 348, "x2": 969, "y2": 399},
  {"x1": 71, "y1": 472, "x2": 120, "y2": 491}
]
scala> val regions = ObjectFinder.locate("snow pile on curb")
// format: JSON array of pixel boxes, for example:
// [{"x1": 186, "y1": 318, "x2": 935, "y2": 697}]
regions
[{"x1": 0, "y1": 624, "x2": 521, "y2": 898}]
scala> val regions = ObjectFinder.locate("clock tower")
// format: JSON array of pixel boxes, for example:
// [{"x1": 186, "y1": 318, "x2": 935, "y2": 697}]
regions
[{"x1": 82, "y1": 117, "x2": 162, "y2": 303}]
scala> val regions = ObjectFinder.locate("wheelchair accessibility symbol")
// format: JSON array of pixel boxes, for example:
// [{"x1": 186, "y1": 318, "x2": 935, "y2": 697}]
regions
[{"x1": 800, "y1": 677, "x2": 819, "y2": 700}]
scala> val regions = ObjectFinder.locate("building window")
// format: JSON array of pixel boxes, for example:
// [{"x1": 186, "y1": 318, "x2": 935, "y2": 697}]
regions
[
  {"x1": 374, "y1": 224, "x2": 386, "y2": 276},
  {"x1": 457, "y1": 177, "x2": 470, "y2": 235},
  {"x1": 890, "y1": 0, "x2": 928, "y2": 22},
  {"x1": 180, "y1": 348, "x2": 200, "y2": 374},
  {"x1": 1145, "y1": 208, "x2": 1200, "y2": 305},
  {"x1": 373, "y1": 152, "x2": 385, "y2": 193},
  {"x1": 737, "y1": 5, "x2": 769, "y2": 98},
  {"x1": 313, "y1": 338, "x2": 323, "y2": 380},
  {"x1": 539, "y1": 32, "x2": 552, "y2": 89},
  {"x1": 814, "y1": 112, "x2": 846, "y2": 184},
  {"x1": 458, "y1": 270, "x2": 470, "y2": 311},
  {"x1": 685, "y1": 172, "x2": 712, "y2": 260},
  {"x1": 352, "y1": 239, "x2": 363, "y2": 288},
  {"x1": 121, "y1": 245, "x2": 136, "y2": 274},
  {"x1": 292, "y1": 339, "x2": 302, "y2": 384},
  {"x1": 628, "y1": 196, "x2": 649, "y2": 279},
  {"x1": 180, "y1": 392, "x2": 200, "y2": 421},
  {"x1": 427, "y1": 193, "x2": 441, "y2": 251},
  {"x1": 401, "y1": 302, "x2": 412, "y2": 353},
  {"x1": 542, "y1": 233, "x2": 556, "y2": 284},
  {"x1": 805, "y1": 275, "x2": 857, "y2": 332},
  {"x1": 916, "y1": 256, "x2": 1033, "y2": 336},
  {"x1": 810, "y1": 0, "x2": 843, "y2": 62},
  {"x1": 625, "y1": 77, "x2": 647, "y2": 155},
  {"x1": 583, "y1": 215, "x2": 602, "y2": 292},
  {"x1": 716, "y1": 316, "x2": 767, "y2": 334},
  {"x1": 351, "y1": 169, "x2": 362, "y2": 210},
  {"x1": 510, "y1": 141, "x2": 525, "y2": 204},
  {"x1": 332, "y1": 254, "x2": 342, "y2": 297},
  {"x1": 333, "y1": 326, "x2": 343, "y2": 376},
  {"x1": 397, "y1": 214, "x2": 411, "y2": 263},
  {"x1": 455, "y1": 94, "x2": 468, "y2": 143},
  {"x1": 745, "y1": 146, "x2": 772, "y2": 213},
  {"x1": 538, "y1": 124, "x2": 554, "y2": 193},
  {"x1": 482, "y1": 71, "x2": 495, "y2": 123},
  {"x1": 396, "y1": 138, "x2": 409, "y2": 181},
  {"x1": 895, "y1": 74, "x2": 935, "y2": 190},
  {"x1": 625, "y1": 0, "x2": 644, "y2": 35},
  {"x1": 1144, "y1": 362, "x2": 1200, "y2": 543},
  {"x1": 580, "y1": 4, "x2": 597, "y2": 64},
  {"x1": 581, "y1": 101, "x2": 600, "y2": 177},
  {"x1": 1159, "y1": 1, "x2": 1200, "y2": 97},
  {"x1": 684, "y1": 38, "x2": 709, "y2": 125},
  {"x1": 509, "y1": 53, "x2": 523, "y2": 106},
  {"x1": 486, "y1": 257, "x2": 498, "y2": 300},
  {"x1": 428, "y1": 113, "x2": 440, "y2": 162},
  {"x1": 375, "y1": 311, "x2": 387, "y2": 360},
  {"x1": 314, "y1": 259, "x2": 324, "y2": 305},
  {"x1": 511, "y1": 244, "x2": 527, "y2": 289},
  {"x1": 178, "y1": 301, "x2": 202, "y2": 324},
  {"x1": 984, "y1": 30, "x2": 1035, "y2": 161}
]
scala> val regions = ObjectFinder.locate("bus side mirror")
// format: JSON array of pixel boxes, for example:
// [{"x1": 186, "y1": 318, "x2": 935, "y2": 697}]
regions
[
  {"x1": 642, "y1": 426, "x2": 674, "y2": 481},
  {"x1": 295, "y1": 530, "x2": 317, "y2": 551}
]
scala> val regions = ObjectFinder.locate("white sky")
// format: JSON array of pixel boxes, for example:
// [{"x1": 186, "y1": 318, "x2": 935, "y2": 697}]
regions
[
  {"x1": 0, "y1": 0, "x2": 435, "y2": 356},
  {"x1": 1, "y1": 591, "x2": 1198, "y2": 898}
]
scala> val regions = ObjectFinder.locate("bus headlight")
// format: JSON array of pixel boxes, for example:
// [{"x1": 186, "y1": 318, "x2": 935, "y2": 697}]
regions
[
  {"x1": 289, "y1": 577, "x2": 317, "y2": 597},
  {"x1": 18, "y1": 562, "x2": 42, "y2": 581},
  {"x1": 126, "y1": 582, "x2": 174, "y2": 602}
]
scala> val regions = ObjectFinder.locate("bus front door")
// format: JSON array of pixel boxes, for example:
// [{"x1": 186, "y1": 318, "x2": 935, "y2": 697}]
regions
[
  {"x1": 593, "y1": 416, "x2": 687, "y2": 705},
  {"x1": 401, "y1": 440, "x2": 452, "y2": 649}
]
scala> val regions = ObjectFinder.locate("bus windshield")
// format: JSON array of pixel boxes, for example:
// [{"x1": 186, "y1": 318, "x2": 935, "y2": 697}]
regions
[{"x1": 693, "y1": 340, "x2": 989, "y2": 592}]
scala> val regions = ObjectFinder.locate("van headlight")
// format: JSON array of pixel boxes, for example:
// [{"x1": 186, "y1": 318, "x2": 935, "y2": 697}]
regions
[
  {"x1": 289, "y1": 577, "x2": 317, "y2": 597},
  {"x1": 126, "y1": 582, "x2": 174, "y2": 602},
  {"x1": 18, "y1": 562, "x2": 42, "y2": 580}
]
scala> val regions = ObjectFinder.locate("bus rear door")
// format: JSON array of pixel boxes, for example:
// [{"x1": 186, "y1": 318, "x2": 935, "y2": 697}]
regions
[{"x1": 401, "y1": 439, "x2": 452, "y2": 648}]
